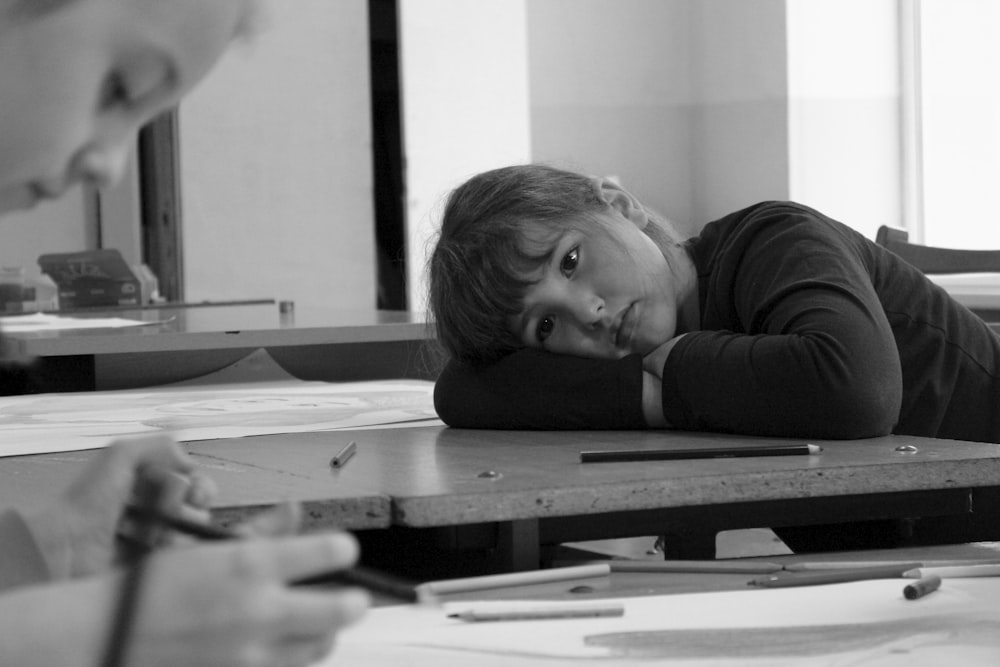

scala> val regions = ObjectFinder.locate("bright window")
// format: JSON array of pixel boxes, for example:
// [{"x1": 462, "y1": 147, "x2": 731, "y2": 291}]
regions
[{"x1": 908, "y1": 0, "x2": 1000, "y2": 249}]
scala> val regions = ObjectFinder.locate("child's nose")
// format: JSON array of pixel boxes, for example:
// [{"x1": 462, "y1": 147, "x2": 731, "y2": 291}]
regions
[
  {"x1": 569, "y1": 288, "x2": 607, "y2": 328},
  {"x1": 74, "y1": 142, "x2": 131, "y2": 190}
]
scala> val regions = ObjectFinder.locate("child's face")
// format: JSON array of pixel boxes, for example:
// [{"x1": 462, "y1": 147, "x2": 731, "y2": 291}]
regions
[
  {"x1": 508, "y1": 211, "x2": 682, "y2": 360},
  {"x1": 0, "y1": 0, "x2": 251, "y2": 215}
]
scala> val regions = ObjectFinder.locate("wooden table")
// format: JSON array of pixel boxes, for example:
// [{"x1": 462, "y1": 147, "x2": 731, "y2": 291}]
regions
[
  {"x1": 3, "y1": 426, "x2": 998, "y2": 575},
  {"x1": 4, "y1": 304, "x2": 434, "y2": 390},
  {"x1": 159, "y1": 427, "x2": 1000, "y2": 575}
]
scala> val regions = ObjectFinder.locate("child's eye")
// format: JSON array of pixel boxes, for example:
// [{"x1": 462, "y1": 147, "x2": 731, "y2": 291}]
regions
[
  {"x1": 560, "y1": 247, "x2": 579, "y2": 275},
  {"x1": 536, "y1": 316, "x2": 556, "y2": 343},
  {"x1": 99, "y1": 71, "x2": 133, "y2": 110}
]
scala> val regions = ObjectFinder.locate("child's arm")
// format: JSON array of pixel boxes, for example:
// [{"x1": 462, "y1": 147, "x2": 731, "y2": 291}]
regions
[
  {"x1": 651, "y1": 203, "x2": 902, "y2": 439},
  {"x1": 433, "y1": 349, "x2": 650, "y2": 429}
]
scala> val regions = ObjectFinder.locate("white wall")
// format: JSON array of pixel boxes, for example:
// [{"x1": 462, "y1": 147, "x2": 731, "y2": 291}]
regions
[
  {"x1": 526, "y1": 0, "x2": 902, "y2": 238},
  {"x1": 527, "y1": 0, "x2": 696, "y2": 234},
  {"x1": 786, "y1": 0, "x2": 901, "y2": 241},
  {"x1": 179, "y1": 0, "x2": 375, "y2": 311},
  {"x1": 399, "y1": 0, "x2": 533, "y2": 313},
  {"x1": 690, "y1": 0, "x2": 790, "y2": 223}
]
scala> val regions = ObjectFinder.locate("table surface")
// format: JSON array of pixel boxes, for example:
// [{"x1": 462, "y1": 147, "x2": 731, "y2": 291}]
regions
[
  {"x1": 8, "y1": 425, "x2": 996, "y2": 527},
  {"x1": 12, "y1": 425, "x2": 996, "y2": 528},
  {"x1": 4, "y1": 304, "x2": 430, "y2": 356},
  {"x1": 207, "y1": 426, "x2": 998, "y2": 528},
  {"x1": 2, "y1": 425, "x2": 999, "y2": 565}
]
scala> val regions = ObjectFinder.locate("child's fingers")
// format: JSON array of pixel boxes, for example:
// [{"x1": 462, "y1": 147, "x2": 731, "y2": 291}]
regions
[{"x1": 233, "y1": 501, "x2": 301, "y2": 539}]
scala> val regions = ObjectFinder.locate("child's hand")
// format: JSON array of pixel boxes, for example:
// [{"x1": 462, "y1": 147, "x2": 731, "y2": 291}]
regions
[
  {"x1": 0, "y1": 532, "x2": 368, "y2": 667},
  {"x1": 24, "y1": 435, "x2": 215, "y2": 579},
  {"x1": 641, "y1": 334, "x2": 687, "y2": 378}
]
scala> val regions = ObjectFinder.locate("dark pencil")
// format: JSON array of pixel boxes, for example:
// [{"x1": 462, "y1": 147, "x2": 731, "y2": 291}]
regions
[
  {"x1": 329, "y1": 441, "x2": 357, "y2": 469},
  {"x1": 103, "y1": 479, "x2": 172, "y2": 667},
  {"x1": 124, "y1": 504, "x2": 421, "y2": 603},
  {"x1": 747, "y1": 562, "x2": 921, "y2": 588},
  {"x1": 580, "y1": 443, "x2": 822, "y2": 463}
]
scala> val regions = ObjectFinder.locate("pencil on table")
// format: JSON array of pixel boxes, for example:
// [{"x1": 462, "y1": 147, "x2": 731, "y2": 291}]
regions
[
  {"x1": 330, "y1": 441, "x2": 357, "y2": 469},
  {"x1": 447, "y1": 602, "x2": 625, "y2": 622},
  {"x1": 603, "y1": 559, "x2": 784, "y2": 574},
  {"x1": 783, "y1": 558, "x2": 1000, "y2": 571},
  {"x1": 902, "y1": 564, "x2": 1000, "y2": 579},
  {"x1": 417, "y1": 563, "x2": 611, "y2": 597},
  {"x1": 748, "y1": 562, "x2": 921, "y2": 588},
  {"x1": 580, "y1": 443, "x2": 821, "y2": 463},
  {"x1": 903, "y1": 574, "x2": 942, "y2": 600}
]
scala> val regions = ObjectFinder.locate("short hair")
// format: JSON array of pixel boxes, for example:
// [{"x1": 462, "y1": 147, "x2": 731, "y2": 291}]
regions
[{"x1": 428, "y1": 163, "x2": 676, "y2": 366}]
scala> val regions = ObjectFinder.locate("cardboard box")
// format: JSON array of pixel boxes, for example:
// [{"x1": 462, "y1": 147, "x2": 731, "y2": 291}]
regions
[{"x1": 38, "y1": 249, "x2": 157, "y2": 309}]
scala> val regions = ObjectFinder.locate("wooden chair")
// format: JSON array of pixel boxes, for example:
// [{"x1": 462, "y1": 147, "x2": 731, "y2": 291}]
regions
[
  {"x1": 876, "y1": 225, "x2": 1000, "y2": 326},
  {"x1": 875, "y1": 225, "x2": 1000, "y2": 274}
]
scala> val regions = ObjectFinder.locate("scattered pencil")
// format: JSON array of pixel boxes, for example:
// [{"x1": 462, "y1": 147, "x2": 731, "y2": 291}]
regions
[
  {"x1": 417, "y1": 563, "x2": 611, "y2": 597},
  {"x1": 748, "y1": 563, "x2": 920, "y2": 588},
  {"x1": 447, "y1": 603, "x2": 625, "y2": 622},
  {"x1": 330, "y1": 441, "x2": 357, "y2": 469},
  {"x1": 903, "y1": 574, "x2": 942, "y2": 600},
  {"x1": 604, "y1": 559, "x2": 784, "y2": 574},
  {"x1": 902, "y1": 564, "x2": 1000, "y2": 579},
  {"x1": 580, "y1": 443, "x2": 821, "y2": 463},
  {"x1": 783, "y1": 558, "x2": 1000, "y2": 571}
]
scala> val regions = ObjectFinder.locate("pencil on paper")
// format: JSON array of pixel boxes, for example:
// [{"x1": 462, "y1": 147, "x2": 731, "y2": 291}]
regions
[
  {"x1": 903, "y1": 574, "x2": 942, "y2": 600},
  {"x1": 330, "y1": 441, "x2": 357, "y2": 469},
  {"x1": 748, "y1": 562, "x2": 920, "y2": 588},
  {"x1": 124, "y1": 504, "x2": 422, "y2": 604},
  {"x1": 580, "y1": 443, "x2": 821, "y2": 463},
  {"x1": 902, "y1": 564, "x2": 1000, "y2": 579},
  {"x1": 602, "y1": 559, "x2": 784, "y2": 574},
  {"x1": 783, "y1": 558, "x2": 1000, "y2": 571},
  {"x1": 416, "y1": 563, "x2": 611, "y2": 596},
  {"x1": 448, "y1": 603, "x2": 625, "y2": 622}
]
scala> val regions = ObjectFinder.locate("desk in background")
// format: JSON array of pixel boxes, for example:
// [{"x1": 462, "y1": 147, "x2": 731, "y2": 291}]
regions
[
  {"x1": 930, "y1": 273, "x2": 1000, "y2": 326},
  {"x1": 4, "y1": 303, "x2": 435, "y2": 391}
]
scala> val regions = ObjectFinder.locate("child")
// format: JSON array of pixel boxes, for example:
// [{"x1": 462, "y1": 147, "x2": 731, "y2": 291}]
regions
[
  {"x1": 430, "y1": 163, "x2": 1000, "y2": 443},
  {"x1": 0, "y1": 1, "x2": 368, "y2": 664},
  {"x1": 429, "y1": 163, "x2": 1000, "y2": 550}
]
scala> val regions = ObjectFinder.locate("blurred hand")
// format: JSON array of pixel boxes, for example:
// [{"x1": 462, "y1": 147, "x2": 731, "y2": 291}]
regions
[
  {"x1": 24, "y1": 435, "x2": 217, "y2": 578},
  {"x1": 0, "y1": 532, "x2": 369, "y2": 667}
]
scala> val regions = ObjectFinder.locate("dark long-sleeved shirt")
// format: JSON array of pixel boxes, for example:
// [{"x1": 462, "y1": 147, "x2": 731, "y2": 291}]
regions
[{"x1": 434, "y1": 201, "x2": 1000, "y2": 443}]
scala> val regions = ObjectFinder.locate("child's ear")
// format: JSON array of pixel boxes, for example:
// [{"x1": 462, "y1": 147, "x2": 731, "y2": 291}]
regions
[{"x1": 591, "y1": 177, "x2": 649, "y2": 229}]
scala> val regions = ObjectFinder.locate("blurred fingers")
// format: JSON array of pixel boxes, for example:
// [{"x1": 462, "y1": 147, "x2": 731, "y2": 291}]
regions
[
  {"x1": 233, "y1": 501, "x2": 301, "y2": 538},
  {"x1": 262, "y1": 532, "x2": 360, "y2": 583},
  {"x1": 277, "y1": 587, "x2": 370, "y2": 636}
]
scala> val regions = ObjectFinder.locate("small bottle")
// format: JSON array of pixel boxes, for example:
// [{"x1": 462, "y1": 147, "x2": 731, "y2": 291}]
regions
[
  {"x1": 0, "y1": 267, "x2": 26, "y2": 313},
  {"x1": 27, "y1": 273, "x2": 59, "y2": 312}
]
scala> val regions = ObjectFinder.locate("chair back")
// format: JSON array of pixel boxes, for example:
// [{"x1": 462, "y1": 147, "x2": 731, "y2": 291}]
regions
[{"x1": 876, "y1": 225, "x2": 1000, "y2": 274}]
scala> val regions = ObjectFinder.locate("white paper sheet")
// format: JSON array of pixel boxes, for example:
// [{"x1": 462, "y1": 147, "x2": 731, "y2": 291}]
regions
[
  {"x1": 0, "y1": 312, "x2": 164, "y2": 331},
  {"x1": 324, "y1": 579, "x2": 1000, "y2": 666},
  {"x1": 0, "y1": 379, "x2": 441, "y2": 457}
]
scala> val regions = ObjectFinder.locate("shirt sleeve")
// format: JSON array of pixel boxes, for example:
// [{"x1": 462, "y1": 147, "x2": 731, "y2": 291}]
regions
[
  {"x1": 434, "y1": 348, "x2": 647, "y2": 429},
  {"x1": 0, "y1": 510, "x2": 53, "y2": 592},
  {"x1": 662, "y1": 203, "x2": 902, "y2": 439}
]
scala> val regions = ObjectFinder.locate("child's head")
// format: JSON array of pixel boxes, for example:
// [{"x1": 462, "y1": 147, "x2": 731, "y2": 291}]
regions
[
  {"x1": 429, "y1": 163, "x2": 689, "y2": 366},
  {"x1": 0, "y1": 0, "x2": 259, "y2": 215}
]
